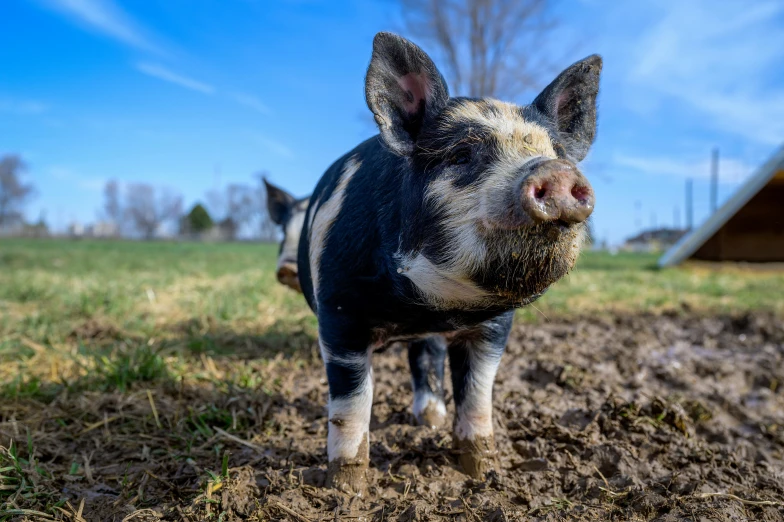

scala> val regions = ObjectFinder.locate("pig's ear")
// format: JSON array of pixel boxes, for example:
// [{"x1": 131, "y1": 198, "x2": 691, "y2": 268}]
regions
[
  {"x1": 532, "y1": 55, "x2": 602, "y2": 162},
  {"x1": 264, "y1": 178, "x2": 295, "y2": 225},
  {"x1": 365, "y1": 32, "x2": 449, "y2": 156}
]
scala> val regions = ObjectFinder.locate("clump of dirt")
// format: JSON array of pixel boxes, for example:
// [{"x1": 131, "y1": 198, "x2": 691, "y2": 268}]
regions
[
  {"x1": 2, "y1": 312, "x2": 783, "y2": 521},
  {"x1": 68, "y1": 318, "x2": 123, "y2": 342}
]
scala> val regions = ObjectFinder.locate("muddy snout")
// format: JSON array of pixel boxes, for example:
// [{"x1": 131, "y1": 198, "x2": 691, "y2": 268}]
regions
[
  {"x1": 276, "y1": 261, "x2": 302, "y2": 293},
  {"x1": 519, "y1": 160, "x2": 594, "y2": 225}
]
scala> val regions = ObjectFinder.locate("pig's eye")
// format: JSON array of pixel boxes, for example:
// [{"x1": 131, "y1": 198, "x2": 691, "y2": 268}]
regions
[{"x1": 449, "y1": 148, "x2": 471, "y2": 166}]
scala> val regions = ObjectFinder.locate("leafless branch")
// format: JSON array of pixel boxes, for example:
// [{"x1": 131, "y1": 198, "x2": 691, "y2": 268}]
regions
[
  {"x1": 124, "y1": 183, "x2": 183, "y2": 239},
  {"x1": 400, "y1": 0, "x2": 563, "y2": 99},
  {"x1": 0, "y1": 155, "x2": 35, "y2": 229}
]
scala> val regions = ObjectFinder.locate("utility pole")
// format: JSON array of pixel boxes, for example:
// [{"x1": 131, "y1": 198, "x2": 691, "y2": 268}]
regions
[
  {"x1": 710, "y1": 148, "x2": 719, "y2": 213},
  {"x1": 686, "y1": 178, "x2": 693, "y2": 231}
]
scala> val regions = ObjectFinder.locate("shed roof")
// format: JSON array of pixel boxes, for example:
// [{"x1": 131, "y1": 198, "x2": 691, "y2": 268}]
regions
[{"x1": 658, "y1": 144, "x2": 784, "y2": 267}]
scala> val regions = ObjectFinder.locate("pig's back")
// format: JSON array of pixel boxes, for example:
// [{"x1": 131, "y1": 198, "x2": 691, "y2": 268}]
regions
[{"x1": 297, "y1": 136, "x2": 405, "y2": 318}]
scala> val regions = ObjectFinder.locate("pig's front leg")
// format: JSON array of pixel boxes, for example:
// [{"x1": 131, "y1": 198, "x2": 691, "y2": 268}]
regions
[
  {"x1": 448, "y1": 311, "x2": 514, "y2": 478},
  {"x1": 320, "y1": 335, "x2": 374, "y2": 495},
  {"x1": 408, "y1": 336, "x2": 447, "y2": 428}
]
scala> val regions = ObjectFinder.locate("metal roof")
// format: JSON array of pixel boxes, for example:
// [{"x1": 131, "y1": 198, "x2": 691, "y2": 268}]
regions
[{"x1": 658, "y1": 143, "x2": 784, "y2": 267}]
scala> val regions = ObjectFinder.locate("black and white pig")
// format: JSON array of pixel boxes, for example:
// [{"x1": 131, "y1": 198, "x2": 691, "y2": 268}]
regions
[
  {"x1": 264, "y1": 178, "x2": 310, "y2": 293},
  {"x1": 264, "y1": 179, "x2": 451, "y2": 429},
  {"x1": 298, "y1": 32, "x2": 600, "y2": 493}
]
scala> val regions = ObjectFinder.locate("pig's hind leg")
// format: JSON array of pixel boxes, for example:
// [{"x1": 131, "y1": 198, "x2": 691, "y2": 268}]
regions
[
  {"x1": 448, "y1": 311, "x2": 514, "y2": 479},
  {"x1": 320, "y1": 334, "x2": 374, "y2": 495},
  {"x1": 408, "y1": 336, "x2": 447, "y2": 428}
]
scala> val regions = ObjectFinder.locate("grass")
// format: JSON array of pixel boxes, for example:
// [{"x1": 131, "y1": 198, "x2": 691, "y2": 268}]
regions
[
  {"x1": 0, "y1": 239, "x2": 315, "y2": 399},
  {"x1": 1, "y1": 238, "x2": 783, "y2": 402},
  {"x1": 0, "y1": 238, "x2": 782, "y2": 519},
  {"x1": 1, "y1": 238, "x2": 782, "y2": 401},
  {"x1": 518, "y1": 250, "x2": 784, "y2": 321},
  {"x1": 0, "y1": 235, "x2": 784, "y2": 400}
]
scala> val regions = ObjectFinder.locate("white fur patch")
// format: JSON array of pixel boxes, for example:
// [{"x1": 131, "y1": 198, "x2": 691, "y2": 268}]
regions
[
  {"x1": 328, "y1": 392, "x2": 373, "y2": 461},
  {"x1": 453, "y1": 347, "x2": 502, "y2": 441},
  {"x1": 412, "y1": 389, "x2": 447, "y2": 423},
  {"x1": 277, "y1": 206, "x2": 306, "y2": 269},
  {"x1": 309, "y1": 156, "x2": 361, "y2": 308},
  {"x1": 443, "y1": 100, "x2": 557, "y2": 160},
  {"x1": 306, "y1": 196, "x2": 320, "y2": 231},
  {"x1": 396, "y1": 251, "x2": 489, "y2": 308},
  {"x1": 321, "y1": 341, "x2": 374, "y2": 461}
]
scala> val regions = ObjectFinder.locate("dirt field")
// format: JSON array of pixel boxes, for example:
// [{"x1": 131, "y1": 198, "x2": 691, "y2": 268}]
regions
[{"x1": 3, "y1": 310, "x2": 783, "y2": 521}]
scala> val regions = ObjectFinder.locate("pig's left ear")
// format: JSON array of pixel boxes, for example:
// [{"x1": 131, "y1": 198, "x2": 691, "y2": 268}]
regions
[
  {"x1": 264, "y1": 178, "x2": 295, "y2": 225},
  {"x1": 365, "y1": 32, "x2": 449, "y2": 156},
  {"x1": 532, "y1": 55, "x2": 602, "y2": 162}
]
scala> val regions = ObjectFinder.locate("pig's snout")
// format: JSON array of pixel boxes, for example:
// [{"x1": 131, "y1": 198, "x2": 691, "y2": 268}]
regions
[
  {"x1": 276, "y1": 261, "x2": 302, "y2": 292},
  {"x1": 520, "y1": 160, "x2": 594, "y2": 225}
]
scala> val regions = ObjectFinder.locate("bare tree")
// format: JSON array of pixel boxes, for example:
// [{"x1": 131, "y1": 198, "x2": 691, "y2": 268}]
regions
[
  {"x1": 256, "y1": 172, "x2": 279, "y2": 243},
  {"x1": 124, "y1": 183, "x2": 183, "y2": 239},
  {"x1": 224, "y1": 184, "x2": 257, "y2": 240},
  {"x1": 205, "y1": 187, "x2": 225, "y2": 224},
  {"x1": 203, "y1": 183, "x2": 259, "y2": 240},
  {"x1": 0, "y1": 155, "x2": 35, "y2": 231},
  {"x1": 102, "y1": 179, "x2": 122, "y2": 236},
  {"x1": 400, "y1": 0, "x2": 560, "y2": 99}
]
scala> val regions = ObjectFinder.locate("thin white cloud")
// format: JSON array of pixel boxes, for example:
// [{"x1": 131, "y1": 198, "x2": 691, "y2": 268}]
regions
[
  {"x1": 78, "y1": 177, "x2": 106, "y2": 191},
  {"x1": 0, "y1": 97, "x2": 48, "y2": 115},
  {"x1": 231, "y1": 92, "x2": 271, "y2": 115},
  {"x1": 255, "y1": 134, "x2": 293, "y2": 158},
  {"x1": 48, "y1": 166, "x2": 105, "y2": 192},
  {"x1": 628, "y1": 0, "x2": 784, "y2": 145},
  {"x1": 136, "y1": 63, "x2": 215, "y2": 94},
  {"x1": 37, "y1": 0, "x2": 162, "y2": 53},
  {"x1": 615, "y1": 154, "x2": 756, "y2": 185}
]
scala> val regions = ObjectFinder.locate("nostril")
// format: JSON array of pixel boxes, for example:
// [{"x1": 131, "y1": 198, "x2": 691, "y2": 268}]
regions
[
  {"x1": 534, "y1": 186, "x2": 547, "y2": 200},
  {"x1": 571, "y1": 185, "x2": 591, "y2": 203}
]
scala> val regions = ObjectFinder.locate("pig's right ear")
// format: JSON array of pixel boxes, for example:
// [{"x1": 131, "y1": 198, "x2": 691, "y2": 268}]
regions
[
  {"x1": 532, "y1": 55, "x2": 602, "y2": 162},
  {"x1": 264, "y1": 178, "x2": 295, "y2": 225},
  {"x1": 365, "y1": 32, "x2": 449, "y2": 156}
]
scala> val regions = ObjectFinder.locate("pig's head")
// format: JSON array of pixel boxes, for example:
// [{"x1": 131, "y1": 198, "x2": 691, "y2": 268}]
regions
[
  {"x1": 264, "y1": 178, "x2": 309, "y2": 293},
  {"x1": 365, "y1": 33, "x2": 601, "y2": 310}
]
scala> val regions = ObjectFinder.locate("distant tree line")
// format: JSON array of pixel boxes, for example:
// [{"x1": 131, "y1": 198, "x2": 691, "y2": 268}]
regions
[
  {"x1": 101, "y1": 173, "x2": 279, "y2": 241},
  {"x1": 0, "y1": 152, "x2": 281, "y2": 242}
]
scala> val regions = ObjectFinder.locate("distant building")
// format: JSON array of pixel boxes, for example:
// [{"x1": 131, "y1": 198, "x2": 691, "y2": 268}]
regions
[
  {"x1": 622, "y1": 228, "x2": 688, "y2": 253},
  {"x1": 67, "y1": 221, "x2": 85, "y2": 237},
  {"x1": 90, "y1": 221, "x2": 119, "y2": 237},
  {"x1": 660, "y1": 144, "x2": 784, "y2": 266},
  {"x1": 67, "y1": 221, "x2": 118, "y2": 238}
]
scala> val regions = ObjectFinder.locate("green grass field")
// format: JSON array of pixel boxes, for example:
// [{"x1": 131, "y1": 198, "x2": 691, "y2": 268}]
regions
[
  {"x1": 1, "y1": 237, "x2": 782, "y2": 404},
  {"x1": 1, "y1": 238, "x2": 783, "y2": 519}
]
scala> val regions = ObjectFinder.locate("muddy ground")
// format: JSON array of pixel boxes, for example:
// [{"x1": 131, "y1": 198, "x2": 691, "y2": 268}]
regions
[{"x1": 2, "y1": 312, "x2": 783, "y2": 521}]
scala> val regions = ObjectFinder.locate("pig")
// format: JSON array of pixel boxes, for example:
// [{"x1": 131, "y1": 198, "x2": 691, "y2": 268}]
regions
[
  {"x1": 264, "y1": 178, "x2": 310, "y2": 292},
  {"x1": 298, "y1": 32, "x2": 600, "y2": 493},
  {"x1": 264, "y1": 180, "x2": 451, "y2": 429}
]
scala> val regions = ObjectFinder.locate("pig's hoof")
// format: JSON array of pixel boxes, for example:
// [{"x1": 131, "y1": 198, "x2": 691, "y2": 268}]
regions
[
  {"x1": 326, "y1": 460, "x2": 368, "y2": 496},
  {"x1": 454, "y1": 436, "x2": 498, "y2": 479},
  {"x1": 416, "y1": 402, "x2": 447, "y2": 429}
]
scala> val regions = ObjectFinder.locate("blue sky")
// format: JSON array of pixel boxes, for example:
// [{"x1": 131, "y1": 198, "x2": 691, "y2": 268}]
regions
[{"x1": 1, "y1": 0, "x2": 783, "y2": 244}]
